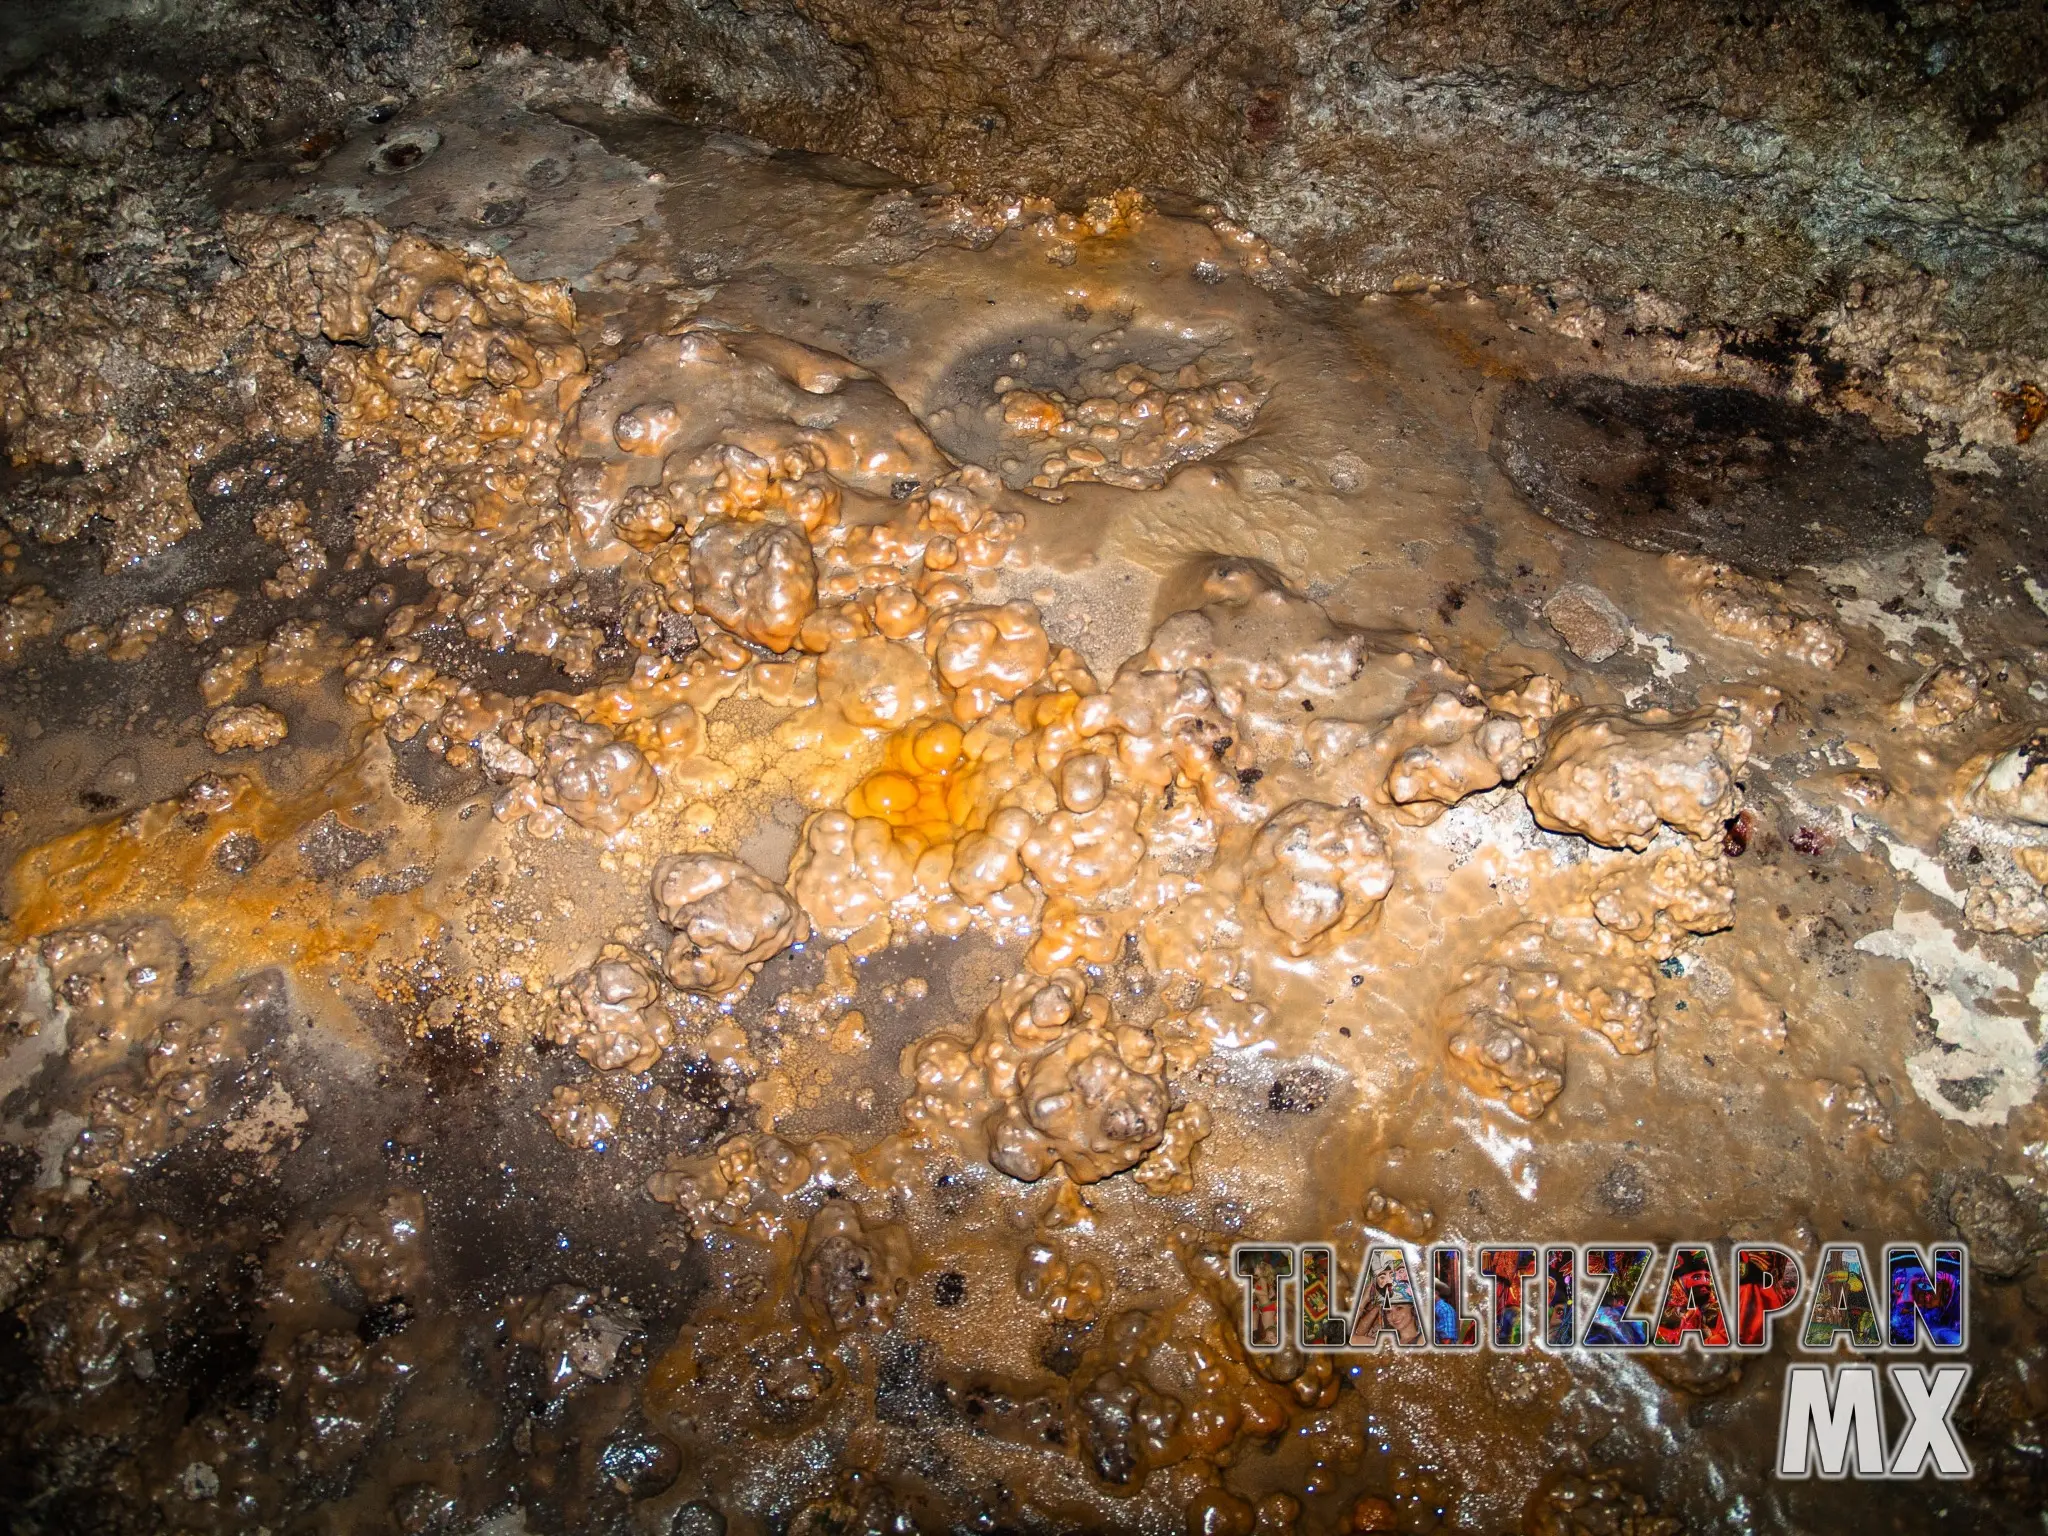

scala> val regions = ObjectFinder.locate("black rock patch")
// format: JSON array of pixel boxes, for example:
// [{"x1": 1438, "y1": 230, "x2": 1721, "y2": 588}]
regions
[{"x1": 1493, "y1": 377, "x2": 1930, "y2": 573}]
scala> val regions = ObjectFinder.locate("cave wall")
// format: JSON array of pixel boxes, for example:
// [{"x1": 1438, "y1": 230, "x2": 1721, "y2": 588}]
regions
[
  {"x1": 469, "y1": 0, "x2": 2048, "y2": 358},
  {"x1": 5, "y1": 0, "x2": 2046, "y2": 409}
]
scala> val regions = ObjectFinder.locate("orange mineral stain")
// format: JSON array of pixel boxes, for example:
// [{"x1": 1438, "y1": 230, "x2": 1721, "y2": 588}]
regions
[{"x1": 8, "y1": 766, "x2": 438, "y2": 989}]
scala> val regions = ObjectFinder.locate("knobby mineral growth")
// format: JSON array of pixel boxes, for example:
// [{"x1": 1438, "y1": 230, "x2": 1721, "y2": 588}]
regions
[{"x1": 2, "y1": 75, "x2": 2048, "y2": 1535}]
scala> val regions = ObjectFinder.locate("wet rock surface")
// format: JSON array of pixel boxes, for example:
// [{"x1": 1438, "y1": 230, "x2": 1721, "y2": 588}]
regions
[{"x1": 0, "y1": 13, "x2": 2045, "y2": 1536}]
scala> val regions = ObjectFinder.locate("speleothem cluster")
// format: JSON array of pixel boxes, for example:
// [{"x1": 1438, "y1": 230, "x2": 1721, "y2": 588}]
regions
[{"x1": 4, "y1": 107, "x2": 2048, "y2": 1531}]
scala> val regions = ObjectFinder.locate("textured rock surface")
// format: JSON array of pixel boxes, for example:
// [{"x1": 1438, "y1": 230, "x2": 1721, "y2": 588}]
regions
[
  {"x1": 5, "y1": 8, "x2": 2048, "y2": 1536},
  {"x1": 6, "y1": 0, "x2": 2047, "y2": 450},
  {"x1": 507, "y1": 0, "x2": 2048, "y2": 405}
]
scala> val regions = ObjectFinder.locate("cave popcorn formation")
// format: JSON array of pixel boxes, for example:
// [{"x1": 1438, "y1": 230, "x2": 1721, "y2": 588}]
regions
[{"x1": 1, "y1": 67, "x2": 2046, "y2": 1536}]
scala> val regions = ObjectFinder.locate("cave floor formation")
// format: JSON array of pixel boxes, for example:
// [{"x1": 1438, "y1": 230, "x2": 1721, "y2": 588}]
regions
[{"x1": 4, "y1": 59, "x2": 2048, "y2": 1536}]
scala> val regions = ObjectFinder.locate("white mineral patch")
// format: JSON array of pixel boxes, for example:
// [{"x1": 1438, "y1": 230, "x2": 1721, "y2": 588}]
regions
[
  {"x1": 1878, "y1": 836, "x2": 1964, "y2": 906},
  {"x1": 0, "y1": 951, "x2": 63, "y2": 1101},
  {"x1": 1856, "y1": 905, "x2": 2040, "y2": 1126},
  {"x1": 1627, "y1": 628, "x2": 1690, "y2": 679},
  {"x1": 2024, "y1": 574, "x2": 2048, "y2": 623},
  {"x1": 1422, "y1": 785, "x2": 1584, "y2": 869},
  {"x1": 1818, "y1": 542, "x2": 1967, "y2": 654}
]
